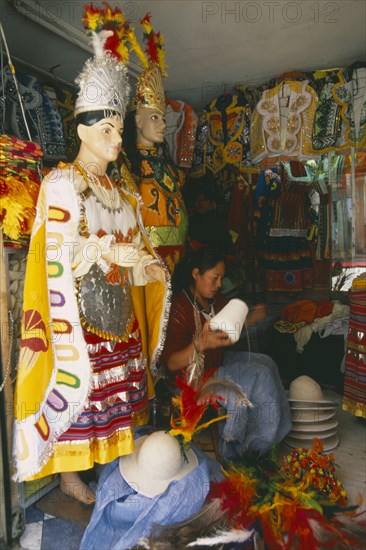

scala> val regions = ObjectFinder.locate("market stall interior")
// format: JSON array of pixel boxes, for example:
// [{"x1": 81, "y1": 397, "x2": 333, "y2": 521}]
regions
[{"x1": 0, "y1": 0, "x2": 365, "y2": 548}]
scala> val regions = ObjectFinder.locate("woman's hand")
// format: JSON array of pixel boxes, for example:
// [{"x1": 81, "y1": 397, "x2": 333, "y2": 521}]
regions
[
  {"x1": 196, "y1": 320, "x2": 232, "y2": 352},
  {"x1": 145, "y1": 263, "x2": 166, "y2": 284}
]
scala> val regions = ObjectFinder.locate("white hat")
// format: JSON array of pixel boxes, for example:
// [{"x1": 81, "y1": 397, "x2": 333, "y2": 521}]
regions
[
  {"x1": 291, "y1": 419, "x2": 338, "y2": 433},
  {"x1": 288, "y1": 376, "x2": 325, "y2": 402},
  {"x1": 209, "y1": 299, "x2": 248, "y2": 344},
  {"x1": 291, "y1": 408, "x2": 337, "y2": 423},
  {"x1": 119, "y1": 431, "x2": 198, "y2": 497}
]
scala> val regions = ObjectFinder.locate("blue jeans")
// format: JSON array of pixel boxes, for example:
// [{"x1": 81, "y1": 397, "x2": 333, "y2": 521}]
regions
[{"x1": 216, "y1": 351, "x2": 292, "y2": 458}]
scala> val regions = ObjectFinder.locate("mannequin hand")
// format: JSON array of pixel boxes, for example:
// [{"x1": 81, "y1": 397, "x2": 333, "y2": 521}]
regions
[
  {"x1": 246, "y1": 304, "x2": 267, "y2": 326},
  {"x1": 196, "y1": 320, "x2": 232, "y2": 352},
  {"x1": 102, "y1": 243, "x2": 138, "y2": 267},
  {"x1": 145, "y1": 263, "x2": 166, "y2": 284}
]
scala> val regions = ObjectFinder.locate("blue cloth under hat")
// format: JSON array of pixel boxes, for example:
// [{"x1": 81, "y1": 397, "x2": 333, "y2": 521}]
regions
[{"x1": 80, "y1": 428, "x2": 222, "y2": 550}]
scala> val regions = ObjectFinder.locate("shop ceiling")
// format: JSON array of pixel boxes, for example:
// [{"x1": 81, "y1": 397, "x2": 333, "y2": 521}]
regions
[{"x1": 3, "y1": 0, "x2": 366, "y2": 110}]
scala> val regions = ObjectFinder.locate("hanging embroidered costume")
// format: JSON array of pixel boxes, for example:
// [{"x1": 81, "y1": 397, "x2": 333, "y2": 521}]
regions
[
  {"x1": 251, "y1": 80, "x2": 318, "y2": 164},
  {"x1": 191, "y1": 93, "x2": 252, "y2": 176},
  {"x1": 0, "y1": 65, "x2": 67, "y2": 165},
  {"x1": 311, "y1": 69, "x2": 346, "y2": 152},
  {"x1": 137, "y1": 144, "x2": 188, "y2": 272},
  {"x1": 13, "y1": 162, "x2": 169, "y2": 481},
  {"x1": 165, "y1": 99, "x2": 198, "y2": 168},
  {"x1": 332, "y1": 61, "x2": 366, "y2": 149},
  {"x1": 312, "y1": 63, "x2": 366, "y2": 152},
  {"x1": 123, "y1": 14, "x2": 188, "y2": 274},
  {"x1": 254, "y1": 163, "x2": 316, "y2": 292}
]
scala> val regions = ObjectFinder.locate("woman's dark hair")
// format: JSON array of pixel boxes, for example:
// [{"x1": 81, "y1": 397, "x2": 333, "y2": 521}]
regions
[
  {"x1": 75, "y1": 110, "x2": 120, "y2": 127},
  {"x1": 172, "y1": 246, "x2": 225, "y2": 295}
]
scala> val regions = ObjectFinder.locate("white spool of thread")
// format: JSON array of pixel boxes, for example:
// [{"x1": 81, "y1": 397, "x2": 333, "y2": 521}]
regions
[{"x1": 209, "y1": 298, "x2": 249, "y2": 343}]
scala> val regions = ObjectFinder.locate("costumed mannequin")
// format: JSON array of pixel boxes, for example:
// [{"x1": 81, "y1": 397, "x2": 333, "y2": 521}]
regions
[
  {"x1": 122, "y1": 14, "x2": 188, "y2": 274},
  {"x1": 12, "y1": 7, "x2": 169, "y2": 506}
]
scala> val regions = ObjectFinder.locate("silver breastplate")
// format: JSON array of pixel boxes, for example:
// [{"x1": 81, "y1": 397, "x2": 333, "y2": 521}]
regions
[{"x1": 76, "y1": 263, "x2": 134, "y2": 342}]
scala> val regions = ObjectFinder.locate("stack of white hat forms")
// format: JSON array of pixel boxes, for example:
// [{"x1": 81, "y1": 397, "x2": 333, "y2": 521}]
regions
[{"x1": 284, "y1": 375, "x2": 339, "y2": 452}]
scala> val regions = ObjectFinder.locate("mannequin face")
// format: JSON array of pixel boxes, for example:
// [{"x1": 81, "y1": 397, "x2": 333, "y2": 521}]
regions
[
  {"x1": 77, "y1": 116, "x2": 123, "y2": 173},
  {"x1": 135, "y1": 107, "x2": 166, "y2": 146}
]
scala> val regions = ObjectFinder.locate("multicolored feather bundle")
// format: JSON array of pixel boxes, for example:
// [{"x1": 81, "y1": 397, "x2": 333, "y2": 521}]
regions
[
  {"x1": 139, "y1": 12, "x2": 167, "y2": 76},
  {"x1": 207, "y1": 439, "x2": 365, "y2": 549},
  {"x1": 82, "y1": 2, "x2": 134, "y2": 62}
]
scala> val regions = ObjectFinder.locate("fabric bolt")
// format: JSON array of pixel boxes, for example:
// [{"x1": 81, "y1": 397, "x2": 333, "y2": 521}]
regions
[
  {"x1": 13, "y1": 162, "x2": 169, "y2": 482},
  {"x1": 160, "y1": 290, "x2": 291, "y2": 458},
  {"x1": 80, "y1": 429, "x2": 221, "y2": 550},
  {"x1": 343, "y1": 284, "x2": 366, "y2": 419}
]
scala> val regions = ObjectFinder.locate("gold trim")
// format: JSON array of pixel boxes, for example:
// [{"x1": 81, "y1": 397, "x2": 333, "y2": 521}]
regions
[{"x1": 347, "y1": 340, "x2": 366, "y2": 353}]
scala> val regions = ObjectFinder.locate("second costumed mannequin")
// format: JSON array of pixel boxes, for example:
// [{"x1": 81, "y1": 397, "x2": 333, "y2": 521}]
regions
[{"x1": 122, "y1": 14, "x2": 188, "y2": 274}]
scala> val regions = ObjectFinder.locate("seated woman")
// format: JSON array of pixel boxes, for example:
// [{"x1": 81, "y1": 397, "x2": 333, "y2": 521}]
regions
[{"x1": 159, "y1": 247, "x2": 292, "y2": 459}]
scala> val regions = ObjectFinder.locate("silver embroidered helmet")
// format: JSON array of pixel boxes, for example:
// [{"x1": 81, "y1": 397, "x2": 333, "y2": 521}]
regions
[{"x1": 74, "y1": 30, "x2": 130, "y2": 120}]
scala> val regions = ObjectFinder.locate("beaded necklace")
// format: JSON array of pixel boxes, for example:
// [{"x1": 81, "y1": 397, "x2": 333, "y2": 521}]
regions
[{"x1": 75, "y1": 160, "x2": 119, "y2": 209}]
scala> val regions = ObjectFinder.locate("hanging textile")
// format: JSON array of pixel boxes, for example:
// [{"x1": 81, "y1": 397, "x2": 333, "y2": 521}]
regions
[
  {"x1": 56, "y1": 88, "x2": 79, "y2": 161},
  {"x1": 313, "y1": 156, "x2": 331, "y2": 260},
  {"x1": 343, "y1": 274, "x2": 366, "y2": 418},
  {"x1": 333, "y1": 61, "x2": 366, "y2": 149},
  {"x1": 191, "y1": 93, "x2": 252, "y2": 176},
  {"x1": 165, "y1": 99, "x2": 198, "y2": 168},
  {"x1": 311, "y1": 69, "x2": 346, "y2": 152},
  {"x1": 0, "y1": 65, "x2": 67, "y2": 165},
  {"x1": 254, "y1": 163, "x2": 315, "y2": 292},
  {"x1": 250, "y1": 80, "x2": 318, "y2": 164}
]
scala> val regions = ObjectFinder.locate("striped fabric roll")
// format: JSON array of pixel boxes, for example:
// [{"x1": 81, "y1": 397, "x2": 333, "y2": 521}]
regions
[{"x1": 342, "y1": 287, "x2": 366, "y2": 418}]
